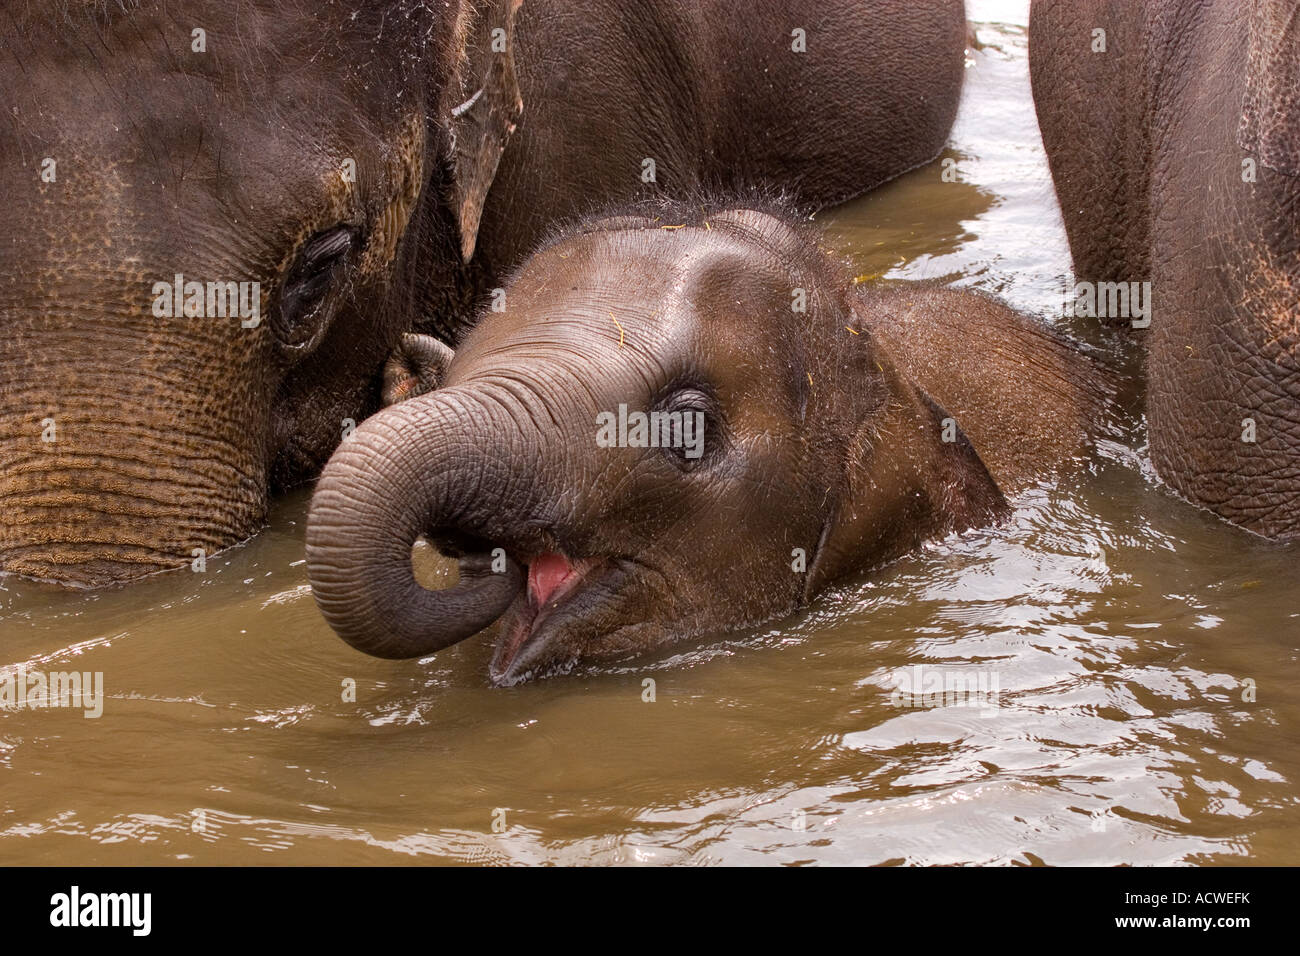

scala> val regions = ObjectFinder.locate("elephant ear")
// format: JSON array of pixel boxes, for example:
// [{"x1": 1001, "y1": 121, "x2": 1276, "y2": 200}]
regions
[
  {"x1": 446, "y1": 0, "x2": 526, "y2": 262},
  {"x1": 1238, "y1": 0, "x2": 1300, "y2": 176},
  {"x1": 804, "y1": 355, "x2": 1009, "y2": 600}
]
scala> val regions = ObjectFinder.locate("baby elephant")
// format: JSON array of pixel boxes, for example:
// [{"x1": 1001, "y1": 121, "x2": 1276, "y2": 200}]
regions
[{"x1": 307, "y1": 205, "x2": 1109, "y2": 684}]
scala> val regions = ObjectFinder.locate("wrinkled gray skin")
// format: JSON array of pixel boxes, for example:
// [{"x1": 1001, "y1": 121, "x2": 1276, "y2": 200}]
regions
[
  {"x1": 1030, "y1": 0, "x2": 1300, "y2": 538},
  {"x1": 307, "y1": 206, "x2": 1109, "y2": 684},
  {"x1": 0, "y1": 0, "x2": 968, "y2": 587}
]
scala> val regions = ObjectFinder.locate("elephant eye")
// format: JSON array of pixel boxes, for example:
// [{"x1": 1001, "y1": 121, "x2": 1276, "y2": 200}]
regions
[
  {"x1": 656, "y1": 386, "x2": 719, "y2": 472},
  {"x1": 274, "y1": 225, "x2": 361, "y2": 353}
]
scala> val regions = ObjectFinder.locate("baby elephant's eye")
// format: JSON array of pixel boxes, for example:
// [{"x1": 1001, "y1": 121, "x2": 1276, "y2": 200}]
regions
[
  {"x1": 275, "y1": 225, "x2": 361, "y2": 354},
  {"x1": 658, "y1": 387, "x2": 717, "y2": 472}
]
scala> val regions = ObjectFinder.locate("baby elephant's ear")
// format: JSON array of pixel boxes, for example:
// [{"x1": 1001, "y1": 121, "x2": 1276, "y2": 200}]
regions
[
  {"x1": 804, "y1": 364, "x2": 1009, "y2": 600},
  {"x1": 446, "y1": 0, "x2": 525, "y2": 262},
  {"x1": 383, "y1": 334, "x2": 456, "y2": 406}
]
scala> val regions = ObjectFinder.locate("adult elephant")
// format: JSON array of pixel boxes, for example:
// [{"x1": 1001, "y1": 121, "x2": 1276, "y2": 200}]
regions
[
  {"x1": 0, "y1": 0, "x2": 968, "y2": 587},
  {"x1": 306, "y1": 204, "x2": 1109, "y2": 682},
  {"x1": 1030, "y1": 0, "x2": 1300, "y2": 539}
]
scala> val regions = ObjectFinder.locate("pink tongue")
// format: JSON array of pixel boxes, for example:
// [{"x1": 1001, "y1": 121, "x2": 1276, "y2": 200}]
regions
[{"x1": 528, "y1": 552, "x2": 574, "y2": 607}]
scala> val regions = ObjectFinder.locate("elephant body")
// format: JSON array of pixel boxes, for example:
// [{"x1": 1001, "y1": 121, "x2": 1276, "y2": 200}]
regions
[
  {"x1": 0, "y1": 0, "x2": 967, "y2": 586},
  {"x1": 1030, "y1": 0, "x2": 1300, "y2": 538},
  {"x1": 468, "y1": 0, "x2": 969, "y2": 312},
  {"x1": 306, "y1": 203, "x2": 1110, "y2": 683}
]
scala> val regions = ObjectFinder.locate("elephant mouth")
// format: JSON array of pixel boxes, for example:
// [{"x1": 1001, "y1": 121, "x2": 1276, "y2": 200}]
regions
[{"x1": 489, "y1": 551, "x2": 627, "y2": 684}]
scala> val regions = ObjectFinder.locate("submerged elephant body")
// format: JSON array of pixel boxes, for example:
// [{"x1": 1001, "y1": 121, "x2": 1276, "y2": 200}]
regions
[
  {"x1": 1030, "y1": 0, "x2": 1300, "y2": 538},
  {"x1": 0, "y1": 0, "x2": 967, "y2": 586},
  {"x1": 306, "y1": 204, "x2": 1110, "y2": 683}
]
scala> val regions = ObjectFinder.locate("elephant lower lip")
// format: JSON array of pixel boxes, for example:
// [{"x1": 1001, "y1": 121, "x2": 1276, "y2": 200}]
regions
[{"x1": 492, "y1": 554, "x2": 605, "y2": 680}]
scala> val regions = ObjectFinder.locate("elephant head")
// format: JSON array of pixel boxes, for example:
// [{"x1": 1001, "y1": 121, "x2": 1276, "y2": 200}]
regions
[
  {"x1": 0, "y1": 0, "x2": 522, "y2": 585},
  {"x1": 303, "y1": 205, "x2": 1105, "y2": 684}
]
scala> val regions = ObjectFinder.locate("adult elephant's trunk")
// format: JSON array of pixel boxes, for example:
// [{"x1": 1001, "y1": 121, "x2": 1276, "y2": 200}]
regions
[{"x1": 305, "y1": 387, "x2": 529, "y2": 659}]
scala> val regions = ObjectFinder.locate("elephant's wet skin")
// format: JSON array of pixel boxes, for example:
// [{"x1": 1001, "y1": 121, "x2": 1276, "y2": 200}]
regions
[
  {"x1": 1030, "y1": 0, "x2": 1300, "y2": 539},
  {"x1": 0, "y1": 0, "x2": 967, "y2": 588},
  {"x1": 306, "y1": 204, "x2": 1113, "y2": 684}
]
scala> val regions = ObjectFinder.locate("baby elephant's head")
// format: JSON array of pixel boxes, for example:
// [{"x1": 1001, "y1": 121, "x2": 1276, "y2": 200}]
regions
[{"x1": 307, "y1": 206, "x2": 1010, "y2": 683}]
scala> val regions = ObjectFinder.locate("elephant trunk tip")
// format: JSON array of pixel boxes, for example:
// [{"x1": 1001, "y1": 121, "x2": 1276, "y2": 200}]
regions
[{"x1": 305, "y1": 418, "x2": 525, "y2": 660}]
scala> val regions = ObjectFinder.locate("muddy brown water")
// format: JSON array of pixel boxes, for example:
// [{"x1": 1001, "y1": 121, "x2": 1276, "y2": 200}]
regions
[{"x1": 2, "y1": 2, "x2": 1297, "y2": 866}]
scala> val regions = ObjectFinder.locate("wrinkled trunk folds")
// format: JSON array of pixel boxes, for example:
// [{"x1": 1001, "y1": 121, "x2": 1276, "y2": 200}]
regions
[{"x1": 306, "y1": 387, "x2": 530, "y2": 659}]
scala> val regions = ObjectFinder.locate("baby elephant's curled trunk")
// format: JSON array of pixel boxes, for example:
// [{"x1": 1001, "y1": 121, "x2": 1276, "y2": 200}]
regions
[{"x1": 305, "y1": 390, "x2": 523, "y2": 659}]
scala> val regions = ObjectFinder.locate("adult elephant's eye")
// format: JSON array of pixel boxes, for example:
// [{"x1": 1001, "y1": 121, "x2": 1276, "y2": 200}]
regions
[
  {"x1": 275, "y1": 225, "x2": 361, "y2": 354},
  {"x1": 658, "y1": 386, "x2": 720, "y2": 472}
]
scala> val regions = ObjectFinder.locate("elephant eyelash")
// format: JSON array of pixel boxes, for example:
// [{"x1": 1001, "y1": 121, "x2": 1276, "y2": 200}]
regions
[
  {"x1": 651, "y1": 385, "x2": 724, "y2": 472},
  {"x1": 292, "y1": 226, "x2": 361, "y2": 288},
  {"x1": 274, "y1": 225, "x2": 363, "y2": 354}
]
